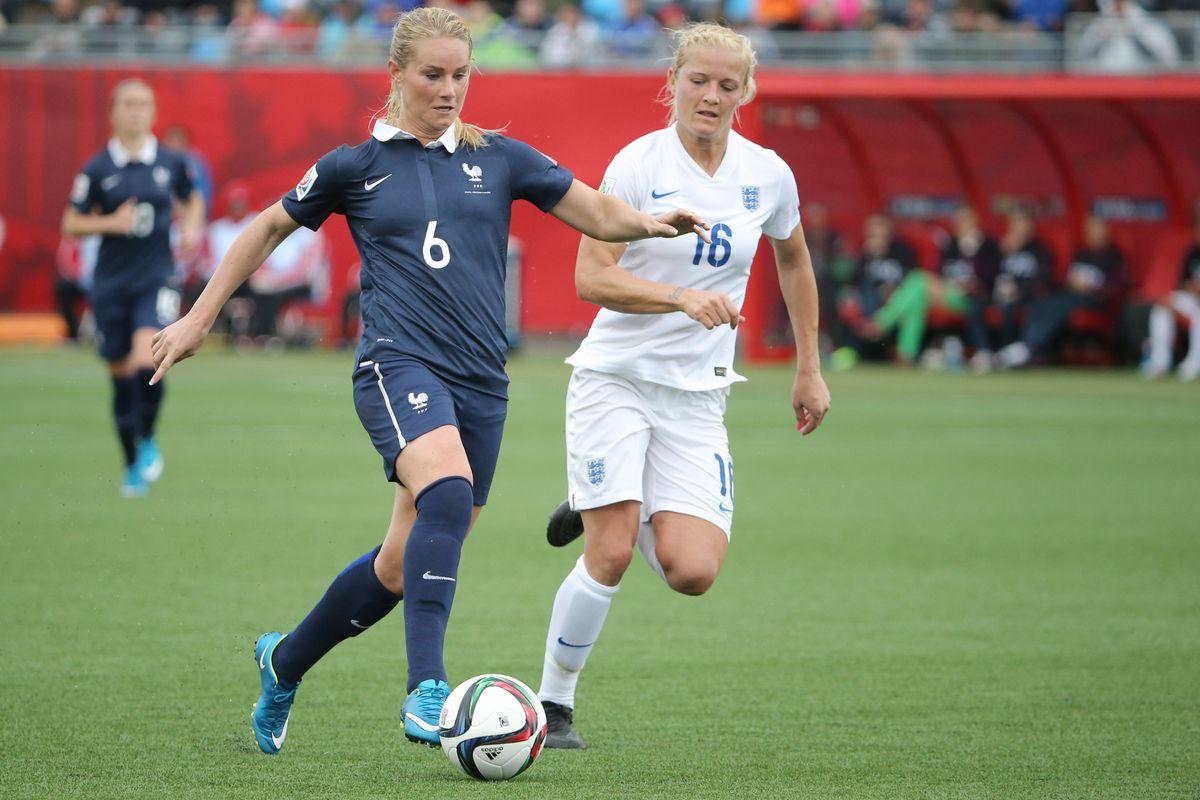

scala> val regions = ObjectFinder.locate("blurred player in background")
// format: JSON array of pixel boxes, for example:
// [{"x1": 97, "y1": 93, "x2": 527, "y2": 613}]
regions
[
  {"x1": 1145, "y1": 209, "x2": 1200, "y2": 381},
  {"x1": 999, "y1": 215, "x2": 1129, "y2": 369},
  {"x1": 149, "y1": 7, "x2": 707, "y2": 756},
  {"x1": 859, "y1": 206, "x2": 999, "y2": 369},
  {"x1": 992, "y1": 208, "x2": 1053, "y2": 357},
  {"x1": 537, "y1": 22, "x2": 830, "y2": 749},
  {"x1": 60, "y1": 78, "x2": 204, "y2": 498}
]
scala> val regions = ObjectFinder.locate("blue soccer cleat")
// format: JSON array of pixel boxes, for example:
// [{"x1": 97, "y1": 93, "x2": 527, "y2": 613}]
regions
[
  {"x1": 403, "y1": 678, "x2": 451, "y2": 747},
  {"x1": 136, "y1": 437, "x2": 164, "y2": 483},
  {"x1": 120, "y1": 464, "x2": 148, "y2": 498},
  {"x1": 251, "y1": 632, "x2": 300, "y2": 755}
]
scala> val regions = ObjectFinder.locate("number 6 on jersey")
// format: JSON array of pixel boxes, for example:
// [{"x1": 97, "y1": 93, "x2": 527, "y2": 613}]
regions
[{"x1": 423, "y1": 220, "x2": 450, "y2": 269}]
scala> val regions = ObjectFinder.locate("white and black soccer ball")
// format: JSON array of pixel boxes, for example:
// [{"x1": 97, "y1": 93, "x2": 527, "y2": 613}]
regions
[{"x1": 437, "y1": 674, "x2": 547, "y2": 781}]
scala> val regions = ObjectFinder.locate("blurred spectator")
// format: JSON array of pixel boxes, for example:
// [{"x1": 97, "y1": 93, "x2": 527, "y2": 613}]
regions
[
  {"x1": 189, "y1": 181, "x2": 255, "y2": 328},
  {"x1": 768, "y1": 202, "x2": 852, "y2": 352},
  {"x1": 247, "y1": 223, "x2": 328, "y2": 340},
  {"x1": 839, "y1": 213, "x2": 917, "y2": 360},
  {"x1": 466, "y1": 0, "x2": 540, "y2": 66},
  {"x1": 163, "y1": 124, "x2": 214, "y2": 214},
  {"x1": 1074, "y1": 0, "x2": 1181, "y2": 72},
  {"x1": 1013, "y1": 0, "x2": 1066, "y2": 30},
  {"x1": 607, "y1": 0, "x2": 659, "y2": 58},
  {"x1": 228, "y1": 0, "x2": 278, "y2": 56},
  {"x1": 190, "y1": 3, "x2": 229, "y2": 61},
  {"x1": 992, "y1": 208, "x2": 1053, "y2": 351},
  {"x1": 757, "y1": 0, "x2": 803, "y2": 28},
  {"x1": 317, "y1": 0, "x2": 359, "y2": 59},
  {"x1": 1144, "y1": 212, "x2": 1200, "y2": 380},
  {"x1": 999, "y1": 214, "x2": 1127, "y2": 367},
  {"x1": 540, "y1": 2, "x2": 601, "y2": 67},
  {"x1": 499, "y1": 0, "x2": 551, "y2": 57},
  {"x1": 850, "y1": 213, "x2": 917, "y2": 314},
  {"x1": 940, "y1": 207, "x2": 1001, "y2": 368},
  {"x1": 859, "y1": 207, "x2": 1000, "y2": 366}
]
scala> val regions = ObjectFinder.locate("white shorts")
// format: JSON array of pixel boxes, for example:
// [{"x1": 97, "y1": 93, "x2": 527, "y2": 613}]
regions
[{"x1": 565, "y1": 367, "x2": 735, "y2": 537}]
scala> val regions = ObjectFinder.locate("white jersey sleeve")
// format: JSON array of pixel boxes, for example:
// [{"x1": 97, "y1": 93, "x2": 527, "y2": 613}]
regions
[
  {"x1": 762, "y1": 156, "x2": 801, "y2": 240},
  {"x1": 598, "y1": 142, "x2": 648, "y2": 209}
]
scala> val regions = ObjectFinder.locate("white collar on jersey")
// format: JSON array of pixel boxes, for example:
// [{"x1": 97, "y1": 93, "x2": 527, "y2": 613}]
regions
[
  {"x1": 107, "y1": 135, "x2": 158, "y2": 167},
  {"x1": 371, "y1": 120, "x2": 458, "y2": 154}
]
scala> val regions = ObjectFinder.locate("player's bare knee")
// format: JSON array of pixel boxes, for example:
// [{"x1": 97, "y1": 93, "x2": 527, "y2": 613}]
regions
[
  {"x1": 373, "y1": 552, "x2": 404, "y2": 595},
  {"x1": 665, "y1": 563, "x2": 718, "y2": 596}
]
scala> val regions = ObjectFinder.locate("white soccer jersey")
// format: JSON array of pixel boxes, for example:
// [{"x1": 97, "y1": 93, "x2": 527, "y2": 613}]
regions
[{"x1": 566, "y1": 124, "x2": 801, "y2": 391}]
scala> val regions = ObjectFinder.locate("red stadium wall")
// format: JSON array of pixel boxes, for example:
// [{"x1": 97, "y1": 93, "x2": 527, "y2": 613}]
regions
[{"x1": 2, "y1": 69, "x2": 1199, "y2": 349}]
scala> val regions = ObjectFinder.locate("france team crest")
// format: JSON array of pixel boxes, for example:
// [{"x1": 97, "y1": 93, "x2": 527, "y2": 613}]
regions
[
  {"x1": 586, "y1": 457, "x2": 606, "y2": 486},
  {"x1": 741, "y1": 185, "x2": 760, "y2": 211}
]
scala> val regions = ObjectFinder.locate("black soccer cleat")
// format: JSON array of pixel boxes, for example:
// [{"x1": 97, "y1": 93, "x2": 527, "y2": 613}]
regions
[
  {"x1": 546, "y1": 500, "x2": 584, "y2": 548},
  {"x1": 542, "y1": 700, "x2": 587, "y2": 749}
]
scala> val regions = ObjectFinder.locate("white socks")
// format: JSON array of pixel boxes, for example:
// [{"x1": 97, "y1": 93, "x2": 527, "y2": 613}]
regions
[{"x1": 538, "y1": 556, "x2": 619, "y2": 708}]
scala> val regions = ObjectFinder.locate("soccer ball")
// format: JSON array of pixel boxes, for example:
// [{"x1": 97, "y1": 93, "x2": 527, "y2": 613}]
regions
[{"x1": 437, "y1": 674, "x2": 547, "y2": 781}]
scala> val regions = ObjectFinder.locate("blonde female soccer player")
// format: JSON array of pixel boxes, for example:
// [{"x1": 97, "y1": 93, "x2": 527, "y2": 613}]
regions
[
  {"x1": 537, "y1": 22, "x2": 830, "y2": 749},
  {"x1": 150, "y1": 7, "x2": 707, "y2": 754}
]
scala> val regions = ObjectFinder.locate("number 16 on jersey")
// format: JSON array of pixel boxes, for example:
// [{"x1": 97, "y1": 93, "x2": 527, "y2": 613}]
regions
[{"x1": 693, "y1": 224, "x2": 732, "y2": 268}]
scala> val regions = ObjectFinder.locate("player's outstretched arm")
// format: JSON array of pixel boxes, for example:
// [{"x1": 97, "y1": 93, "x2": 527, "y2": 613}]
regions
[
  {"x1": 575, "y1": 236, "x2": 744, "y2": 329},
  {"x1": 770, "y1": 224, "x2": 830, "y2": 435},
  {"x1": 150, "y1": 201, "x2": 299, "y2": 384},
  {"x1": 549, "y1": 180, "x2": 710, "y2": 244}
]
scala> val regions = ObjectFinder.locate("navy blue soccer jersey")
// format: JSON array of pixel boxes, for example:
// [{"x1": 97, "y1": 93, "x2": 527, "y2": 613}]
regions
[
  {"x1": 282, "y1": 122, "x2": 574, "y2": 399},
  {"x1": 70, "y1": 137, "x2": 195, "y2": 300}
]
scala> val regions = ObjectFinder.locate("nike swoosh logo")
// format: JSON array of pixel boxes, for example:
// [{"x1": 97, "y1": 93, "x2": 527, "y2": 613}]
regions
[
  {"x1": 556, "y1": 636, "x2": 595, "y2": 649},
  {"x1": 422, "y1": 571, "x2": 456, "y2": 582},
  {"x1": 350, "y1": 619, "x2": 368, "y2": 629},
  {"x1": 651, "y1": 189, "x2": 679, "y2": 199},
  {"x1": 271, "y1": 713, "x2": 290, "y2": 749},
  {"x1": 364, "y1": 174, "x2": 392, "y2": 190},
  {"x1": 259, "y1": 648, "x2": 268, "y2": 670},
  {"x1": 719, "y1": 503, "x2": 733, "y2": 514},
  {"x1": 101, "y1": 175, "x2": 121, "y2": 190},
  {"x1": 405, "y1": 712, "x2": 439, "y2": 732}
]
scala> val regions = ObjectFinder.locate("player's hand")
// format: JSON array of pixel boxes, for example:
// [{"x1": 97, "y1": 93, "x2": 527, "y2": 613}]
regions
[
  {"x1": 652, "y1": 209, "x2": 711, "y2": 243},
  {"x1": 792, "y1": 370, "x2": 830, "y2": 435},
  {"x1": 108, "y1": 198, "x2": 138, "y2": 236},
  {"x1": 148, "y1": 312, "x2": 210, "y2": 385},
  {"x1": 674, "y1": 287, "x2": 745, "y2": 330}
]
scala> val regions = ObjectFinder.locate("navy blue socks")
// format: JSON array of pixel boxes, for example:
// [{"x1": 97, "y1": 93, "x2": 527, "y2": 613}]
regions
[
  {"x1": 111, "y1": 375, "x2": 141, "y2": 467},
  {"x1": 273, "y1": 546, "x2": 402, "y2": 685},
  {"x1": 402, "y1": 476, "x2": 473, "y2": 692},
  {"x1": 136, "y1": 368, "x2": 164, "y2": 438}
]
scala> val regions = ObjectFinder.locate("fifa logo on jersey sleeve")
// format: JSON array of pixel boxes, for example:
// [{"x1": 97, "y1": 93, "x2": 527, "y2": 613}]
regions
[
  {"x1": 462, "y1": 163, "x2": 483, "y2": 183},
  {"x1": 295, "y1": 163, "x2": 318, "y2": 201},
  {"x1": 586, "y1": 458, "x2": 606, "y2": 486},
  {"x1": 741, "y1": 185, "x2": 760, "y2": 211}
]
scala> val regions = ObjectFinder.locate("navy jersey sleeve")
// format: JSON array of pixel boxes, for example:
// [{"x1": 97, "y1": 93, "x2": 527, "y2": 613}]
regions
[
  {"x1": 172, "y1": 154, "x2": 196, "y2": 202},
  {"x1": 69, "y1": 159, "x2": 102, "y2": 213},
  {"x1": 282, "y1": 147, "x2": 346, "y2": 231},
  {"x1": 501, "y1": 138, "x2": 574, "y2": 213}
]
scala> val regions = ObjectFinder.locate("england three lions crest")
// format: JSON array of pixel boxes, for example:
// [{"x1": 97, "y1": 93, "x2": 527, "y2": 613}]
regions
[
  {"x1": 741, "y1": 185, "x2": 761, "y2": 212},
  {"x1": 586, "y1": 458, "x2": 606, "y2": 486}
]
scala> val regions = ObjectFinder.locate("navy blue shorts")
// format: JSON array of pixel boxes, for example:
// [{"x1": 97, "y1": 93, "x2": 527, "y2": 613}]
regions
[
  {"x1": 92, "y1": 285, "x2": 180, "y2": 362},
  {"x1": 352, "y1": 357, "x2": 507, "y2": 506}
]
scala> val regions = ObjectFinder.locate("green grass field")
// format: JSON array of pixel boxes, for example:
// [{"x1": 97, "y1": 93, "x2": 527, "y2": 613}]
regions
[{"x1": 1, "y1": 345, "x2": 1198, "y2": 799}]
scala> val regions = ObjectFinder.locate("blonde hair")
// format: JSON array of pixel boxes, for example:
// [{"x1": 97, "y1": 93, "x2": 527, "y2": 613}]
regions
[
  {"x1": 110, "y1": 77, "x2": 154, "y2": 110},
  {"x1": 660, "y1": 23, "x2": 758, "y2": 124},
  {"x1": 380, "y1": 7, "x2": 498, "y2": 150}
]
